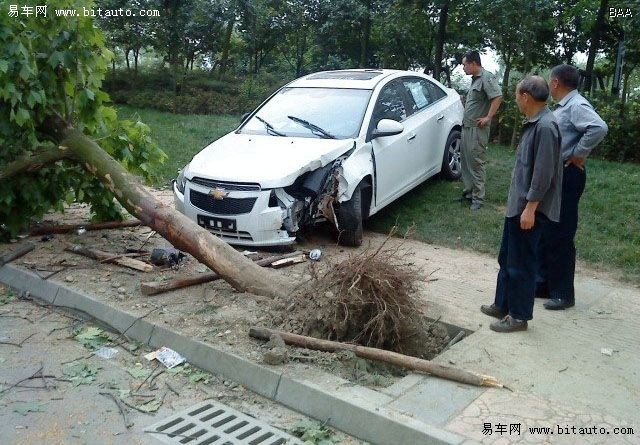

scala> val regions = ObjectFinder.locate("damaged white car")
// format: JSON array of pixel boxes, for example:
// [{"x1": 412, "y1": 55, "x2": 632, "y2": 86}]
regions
[{"x1": 173, "y1": 69, "x2": 463, "y2": 247}]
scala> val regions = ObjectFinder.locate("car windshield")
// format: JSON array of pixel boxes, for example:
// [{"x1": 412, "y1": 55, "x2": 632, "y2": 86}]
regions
[{"x1": 240, "y1": 87, "x2": 371, "y2": 139}]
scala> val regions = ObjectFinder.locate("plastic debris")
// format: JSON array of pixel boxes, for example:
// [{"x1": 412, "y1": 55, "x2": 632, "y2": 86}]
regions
[
  {"x1": 76, "y1": 227, "x2": 87, "y2": 235},
  {"x1": 145, "y1": 346, "x2": 185, "y2": 368},
  {"x1": 309, "y1": 249, "x2": 322, "y2": 261},
  {"x1": 149, "y1": 248, "x2": 185, "y2": 267},
  {"x1": 94, "y1": 346, "x2": 119, "y2": 359},
  {"x1": 601, "y1": 348, "x2": 613, "y2": 356}
]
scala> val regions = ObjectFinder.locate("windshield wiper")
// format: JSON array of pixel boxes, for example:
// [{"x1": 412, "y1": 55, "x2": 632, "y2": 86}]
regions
[
  {"x1": 255, "y1": 115, "x2": 286, "y2": 136},
  {"x1": 287, "y1": 115, "x2": 336, "y2": 139}
]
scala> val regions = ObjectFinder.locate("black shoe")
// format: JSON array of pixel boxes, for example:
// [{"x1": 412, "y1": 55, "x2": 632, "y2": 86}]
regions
[
  {"x1": 453, "y1": 194, "x2": 472, "y2": 203},
  {"x1": 490, "y1": 315, "x2": 528, "y2": 332},
  {"x1": 480, "y1": 304, "x2": 506, "y2": 319},
  {"x1": 543, "y1": 298, "x2": 575, "y2": 310}
]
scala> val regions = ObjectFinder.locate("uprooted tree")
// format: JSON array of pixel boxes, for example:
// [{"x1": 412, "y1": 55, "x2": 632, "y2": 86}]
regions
[{"x1": 0, "y1": 1, "x2": 292, "y2": 299}]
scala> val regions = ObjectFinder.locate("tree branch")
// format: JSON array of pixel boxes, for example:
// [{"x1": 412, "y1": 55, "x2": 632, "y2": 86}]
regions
[{"x1": 0, "y1": 146, "x2": 71, "y2": 180}]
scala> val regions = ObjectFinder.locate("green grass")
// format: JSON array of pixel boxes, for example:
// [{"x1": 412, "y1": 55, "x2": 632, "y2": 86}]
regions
[
  {"x1": 120, "y1": 105, "x2": 640, "y2": 283},
  {"x1": 116, "y1": 105, "x2": 239, "y2": 183}
]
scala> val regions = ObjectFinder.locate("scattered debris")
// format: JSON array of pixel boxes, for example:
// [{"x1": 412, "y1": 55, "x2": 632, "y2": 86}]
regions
[
  {"x1": 308, "y1": 249, "x2": 322, "y2": 261},
  {"x1": 441, "y1": 330, "x2": 466, "y2": 352},
  {"x1": 0, "y1": 242, "x2": 35, "y2": 267},
  {"x1": 94, "y1": 346, "x2": 119, "y2": 359},
  {"x1": 0, "y1": 332, "x2": 36, "y2": 348},
  {"x1": 271, "y1": 254, "x2": 306, "y2": 269},
  {"x1": 63, "y1": 362, "x2": 99, "y2": 386},
  {"x1": 290, "y1": 420, "x2": 342, "y2": 444},
  {"x1": 127, "y1": 365, "x2": 152, "y2": 380},
  {"x1": 149, "y1": 247, "x2": 185, "y2": 267},
  {"x1": 65, "y1": 244, "x2": 153, "y2": 272},
  {"x1": 74, "y1": 326, "x2": 110, "y2": 350},
  {"x1": 99, "y1": 391, "x2": 133, "y2": 429},
  {"x1": 140, "y1": 250, "x2": 304, "y2": 296},
  {"x1": 601, "y1": 348, "x2": 613, "y2": 356},
  {"x1": 145, "y1": 346, "x2": 185, "y2": 369}
]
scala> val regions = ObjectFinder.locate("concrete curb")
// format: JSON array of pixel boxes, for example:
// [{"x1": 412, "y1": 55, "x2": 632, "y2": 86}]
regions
[{"x1": 1, "y1": 264, "x2": 466, "y2": 445}]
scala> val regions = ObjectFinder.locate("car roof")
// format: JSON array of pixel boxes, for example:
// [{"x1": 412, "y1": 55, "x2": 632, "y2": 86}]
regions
[{"x1": 287, "y1": 69, "x2": 406, "y2": 90}]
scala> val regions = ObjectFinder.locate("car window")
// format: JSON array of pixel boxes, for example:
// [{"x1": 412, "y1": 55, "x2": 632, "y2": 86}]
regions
[
  {"x1": 372, "y1": 81, "x2": 409, "y2": 123},
  {"x1": 239, "y1": 87, "x2": 371, "y2": 139},
  {"x1": 401, "y1": 78, "x2": 447, "y2": 113}
]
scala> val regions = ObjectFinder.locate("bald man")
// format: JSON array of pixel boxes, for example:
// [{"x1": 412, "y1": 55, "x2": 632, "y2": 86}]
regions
[{"x1": 481, "y1": 76, "x2": 563, "y2": 332}]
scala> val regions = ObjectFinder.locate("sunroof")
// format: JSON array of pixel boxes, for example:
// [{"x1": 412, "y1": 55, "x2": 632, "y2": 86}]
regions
[{"x1": 306, "y1": 71, "x2": 384, "y2": 81}]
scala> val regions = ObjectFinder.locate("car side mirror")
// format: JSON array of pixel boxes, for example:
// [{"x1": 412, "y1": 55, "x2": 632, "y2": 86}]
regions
[
  {"x1": 240, "y1": 112, "x2": 251, "y2": 124},
  {"x1": 372, "y1": 119, "x2": 404, "y2": 139}
]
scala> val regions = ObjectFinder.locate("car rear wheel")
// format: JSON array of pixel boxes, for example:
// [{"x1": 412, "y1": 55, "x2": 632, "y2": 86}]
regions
[
  {"x1": 336, "y1": 182, "x2": 364, "y2": 247},
  {"x1": 441, "y1": 129, "x2": 462, "y2": 180}
]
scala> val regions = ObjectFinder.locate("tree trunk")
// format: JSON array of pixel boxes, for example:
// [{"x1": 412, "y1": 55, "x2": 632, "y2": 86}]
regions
[
  {"x1": 249, "y1": 327, "x2": 503, "y2": 388},
  {"x1": 433, "y1": 0, "x2": 450, "y2": 81},
  {"x1": 39, "y1": 120, "x2": 293, "y2": 299},
  {"x1": 125, "y1": 48, "x2": 130, "y2": 70},
  {"x1": 0, "y1": 146, "x2": 69, "y2": 180},
  {"x1": 219, "y1": 19, "x2": 234, "y2": 76},
  {"x1": 359, "y1": 0, "x2": 371, "y2": 68},
  {"x1": 584, "y1": 0, "x2": 609, "y2": 93},
  {"x1": 134, "y1": 48, "x2": 139, "y2": 73},
  {"x1": 621, "y1": 67, "x2": 632, "y2": 107}
]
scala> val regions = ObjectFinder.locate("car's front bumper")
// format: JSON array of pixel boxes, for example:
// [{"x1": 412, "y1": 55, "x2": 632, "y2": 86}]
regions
[{"x1": 173, "y1": 180, "x2": 297, "y2": 247}]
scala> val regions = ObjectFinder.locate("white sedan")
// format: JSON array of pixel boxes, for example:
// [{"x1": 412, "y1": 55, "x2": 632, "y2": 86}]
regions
[{"x1": 173, "y1": 69, "x2": 463, "y2": 247}]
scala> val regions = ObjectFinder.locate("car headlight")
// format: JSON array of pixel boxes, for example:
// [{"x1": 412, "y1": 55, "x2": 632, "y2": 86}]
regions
[{"x1": 176, "y1": 163, "x2": 189, "y2": 194}]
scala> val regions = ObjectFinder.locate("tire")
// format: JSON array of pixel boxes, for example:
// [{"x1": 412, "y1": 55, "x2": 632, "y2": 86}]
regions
[
  {"x1": 441, "y1": 129, "x2": 462, "y2": 180},
  {"x1": 336, "y1": 182, "x2": 364, "y2": 247}
]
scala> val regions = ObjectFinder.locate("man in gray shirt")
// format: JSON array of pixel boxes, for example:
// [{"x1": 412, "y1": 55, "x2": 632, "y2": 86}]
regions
[
  {"x1": 480, "y1": 76, "x2": 562, "y2": 332},
  {"x1": 537, "y1": 64, "x2": 608, "y2": 310}
]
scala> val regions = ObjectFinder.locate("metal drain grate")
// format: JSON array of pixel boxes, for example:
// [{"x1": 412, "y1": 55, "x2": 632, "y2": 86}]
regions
[{"x1": 146, "y1": 400, "x2": 304, "y2": 445}]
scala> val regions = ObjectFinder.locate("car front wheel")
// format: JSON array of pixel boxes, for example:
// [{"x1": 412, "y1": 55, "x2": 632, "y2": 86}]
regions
[
  {"x1": 441, "y1": 129, "x2": 462, "y2": 180},
  {"x1": 336, "y1": 182, "x2": 364, "y2": 247}
]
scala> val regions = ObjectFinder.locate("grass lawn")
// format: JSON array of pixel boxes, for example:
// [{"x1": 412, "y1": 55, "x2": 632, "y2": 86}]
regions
[{"x1": 118, "y1": 105, "x2": 640, "y2": 283}]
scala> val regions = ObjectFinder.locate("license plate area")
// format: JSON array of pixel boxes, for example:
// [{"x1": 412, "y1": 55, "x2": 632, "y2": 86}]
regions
[{"x1": 197, "y1": 215, "x2": 237, "y2": 231}]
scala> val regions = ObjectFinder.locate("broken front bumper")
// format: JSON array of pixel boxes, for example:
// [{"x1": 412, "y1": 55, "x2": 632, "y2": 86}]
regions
[{"x1": 173, "y1": 180, "x2": 297, "y2": 247}]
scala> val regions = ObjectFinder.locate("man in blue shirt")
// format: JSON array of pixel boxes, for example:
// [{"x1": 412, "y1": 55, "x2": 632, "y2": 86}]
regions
[{"x1": 536, "y1": 65, "x2": 608, "y2": 310}]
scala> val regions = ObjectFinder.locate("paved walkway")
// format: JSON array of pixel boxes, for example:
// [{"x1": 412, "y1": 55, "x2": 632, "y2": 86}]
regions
[{"x1": 1, "y1": 230, "x2": 638, "y2": 444}]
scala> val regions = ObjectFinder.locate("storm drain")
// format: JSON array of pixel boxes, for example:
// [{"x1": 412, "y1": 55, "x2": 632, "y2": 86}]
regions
[{"x1": 146, "y1": 400, "x2": 304, "y2": 445}]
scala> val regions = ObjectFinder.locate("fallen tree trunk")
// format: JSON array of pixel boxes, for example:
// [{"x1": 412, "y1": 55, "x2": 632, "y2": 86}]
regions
[
  {"x1": 65, "y1": 244, "x2": 153, "y2": 272},
  {"x1": 141, "y1": 251, "x2": 304, "y2": 296},
  {"x1": 44, "y1": 119, "x2": 293, "y2": 298},
  {"x1": 30, "y1": 219, "x2": 142, "y2": 236},
  {"x1": 249, "y1": 326, "x2": 503, "y2": 388}
]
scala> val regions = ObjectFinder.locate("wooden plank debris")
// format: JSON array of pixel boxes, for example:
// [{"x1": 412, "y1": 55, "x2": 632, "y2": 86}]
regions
[
  {"x1": 140, "y1": 251, "x2": 305, "y2": 296},
  {"x1": 65, "y1": 244, "x2": 153, "y2": 272},
  {"x1": 0, "y1": 242, "x2": 35, "y2": 267}
]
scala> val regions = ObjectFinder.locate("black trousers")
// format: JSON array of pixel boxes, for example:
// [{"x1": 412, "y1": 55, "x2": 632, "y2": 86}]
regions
[
  {"x1": 536, "y1": 164, "x2": 586, "y2": 300},
  {"x1": 494, "y1": 214, "x2": 548, "y2": 321}
]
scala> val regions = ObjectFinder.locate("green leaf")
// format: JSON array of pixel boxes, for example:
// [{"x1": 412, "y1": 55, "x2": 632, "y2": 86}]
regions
[
  {"x1": 136, "y1": 398, "x2": 162, "y2": 413},
  {"x1": 47, "y1": 51, "x2": 64, "y2": 68},
  {"x1": 63, "y1": 362, "x2": 99, "y2": 386},
  {"x1": 13, "y1": 108, "x2": 30, "y2": 127},
  {"x1": 13, "y1": 401, "x2": 46, "y2": 416},
  {"x1": 0, "y1": 60, "x2": 8, "y2": 73},
  {"x1": 74, "y1": 326, "x2": 110, "y2": 350},
  {"x1": 126, "y1": 366, "x2": 151, "y2": 379}
]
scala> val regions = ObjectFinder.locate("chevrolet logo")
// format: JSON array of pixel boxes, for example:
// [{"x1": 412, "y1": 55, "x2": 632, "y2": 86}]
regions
[{"x1": 209, "y1": 187, "x2": 229, "y2": 200}]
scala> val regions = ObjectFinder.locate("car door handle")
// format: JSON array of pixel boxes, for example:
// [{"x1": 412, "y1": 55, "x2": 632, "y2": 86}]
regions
[
  {"x1": 407, "y1": 134, "x2": 416, "y2": 141},
  {"x1": 437, "y1": 115, "x2": 444, "y2": 122}
]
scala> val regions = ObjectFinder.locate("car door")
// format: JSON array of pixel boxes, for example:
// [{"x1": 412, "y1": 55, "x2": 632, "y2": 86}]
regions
[
  {"x1": 369, "y1": 80, "x2": 422, "y2": 207},
  {"x1": 400, "y1": 77, "x2": 450, "y2": 179}
]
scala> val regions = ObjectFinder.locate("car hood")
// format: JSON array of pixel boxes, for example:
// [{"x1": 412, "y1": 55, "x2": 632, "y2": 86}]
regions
[{"x1": 187, "y1": 133, "x2": 355, "y2": 188}]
